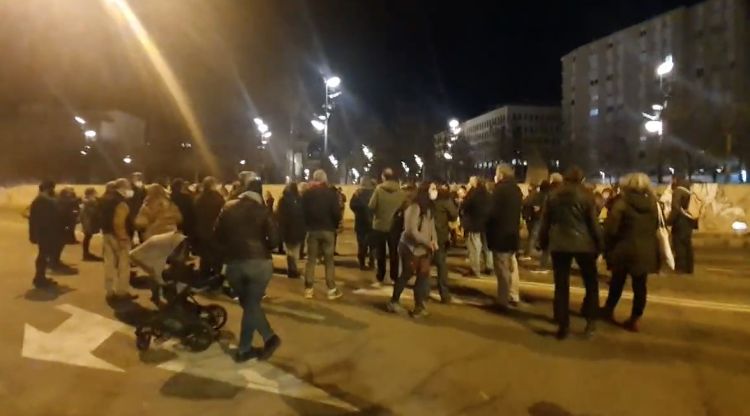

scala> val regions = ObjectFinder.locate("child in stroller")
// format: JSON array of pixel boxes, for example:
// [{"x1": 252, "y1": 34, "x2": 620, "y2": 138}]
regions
[{"x1": 130, "y1": 231, "x2": 228, "y2": 352}]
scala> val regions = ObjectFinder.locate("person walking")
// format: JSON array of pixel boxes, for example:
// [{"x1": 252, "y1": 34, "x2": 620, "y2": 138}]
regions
[
  {"x1": 134, "y1": 184, "x2": 183, "y2": 241},
  {"x1": 170, "y1": 178, "x2": 196, "y2": 242},
  {"x1": 301, "y1": 170, "x2": 343, "y2": 300},
  {"x1": 80, "y1": 187, "x2": 103, "y2": 262},
  {"x1": 213, "y1": 180, "x2": 281, "y2": 362},
  {"x1": 539, "y1": 166, "x2": 602, "y2": 340},
  {"x1": 668, "y1": 177, "x2": 696, "y2": 274},
  {"x1": 433, "y1": 181, "x2": 458, "y2": 303},
  {"x1": 350, "y1": 177, "x2": 376, "y2": 270},
  {"x1": 193, "y1": 177, "x2": 226, "y2": 281},
  {"x1": 486, "y1": 165, "x2": 523, "y2": 310},
  {"x1": 601, "y1": 173, "x2": 660, "y2": 332},
  {"x1": 277, "y1": 182, "x2": 306, "y2": 279},
  {"x1": 462, "y1": 176, "x2": 493, "y2": 277},
  {"x1": 29, "y1": 180, "x2": 67, "y2": 288},
  {"x1": 368, "y1": 168, "x2": 406, "y2": 286},
  {"x1": 101, "y1": 179, "x2": 138, "y2": 301},
  {"x1": 387, "y1": 182, "x2": 438, "y2": 318}
]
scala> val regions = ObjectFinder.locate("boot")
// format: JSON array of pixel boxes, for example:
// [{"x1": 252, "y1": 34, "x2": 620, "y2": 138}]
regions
[{"x1": 623, "y1": 317, "x2": 640, "y2": 333}]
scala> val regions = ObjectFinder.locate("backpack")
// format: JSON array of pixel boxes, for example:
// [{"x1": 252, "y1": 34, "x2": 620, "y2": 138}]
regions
[{"x1": 679, "y1": 187, "x2": 704, "y2": 221}]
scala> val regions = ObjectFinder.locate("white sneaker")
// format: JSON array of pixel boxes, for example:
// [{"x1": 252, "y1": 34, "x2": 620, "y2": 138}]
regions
[
  {"x1": 370, "y1": 281, "x2": 382, "y2": 289},
  {"x1": 327, "y1": 288, "x2": 343, "y2": 300},
  {"x1": 304, "y1": 288, "x2": 314, "y2": 299}
]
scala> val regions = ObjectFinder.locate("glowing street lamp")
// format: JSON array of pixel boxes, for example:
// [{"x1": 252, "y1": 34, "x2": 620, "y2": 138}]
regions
[
  {"x1": 239, "y1": 159, "x2": 246, "y2": 166},
  {"x1": 401, "y1": 161, "x2": 410, "y2": 175},
  {"x1": 80, "y1": 150, "x2": 88, "y2": 156},
  {"x1": 262, "y1": 131, "x2": 272, "y2": 139},
  {"x1": 652, "y1": 104, "x2": 664, "y2": 111},
  {"x1": 443, "y1": 152, "x2": 453, "y2": 160},
  {"x1": 123, "y1": 155, "x2": 133, "y2": 165},
  {"x1": 321, "y1": 75, "x2": 342, "y2": 155},
  {"x1": 448, "y1": 119, "x2": 459, "y2": 129},
  {"x1": 257, "y1": 123, "x2": 269, "y2": 134},
  {"x1": 325, "y1": 76, "x2": 342, "y2": 89},
  {"x1": 645, "y1": 120, "x2": 663, "y2": 134},
  {"x1": 414, "y1": 154, "x2": 423, "y2": 169},
  {"x1": 253, "y1": 117, "x2": 264, "y2": 126},
  {"x1": 310, "y1": 119, "x2": 325, "y2": 132},
  {"x1": 328, "y1": 154, "x2": 339, "y2": 169},
  {"x1": 84, "y1": 130, "x2": 97, "y2": 139},
  {"x1": 74, "y1": 116, "x2": 86, "y2": 125},
  {"x1": 656, "y1": 55, "x2": 674, "y2": 76}
]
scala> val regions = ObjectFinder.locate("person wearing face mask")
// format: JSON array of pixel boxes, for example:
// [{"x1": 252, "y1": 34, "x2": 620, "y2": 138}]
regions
[
  {"x1": 100, "y1": 178, "x2": 138, "y2": 302},
  {"x1": 431, "y1": 181, "x2": 458, "y2": 303}
]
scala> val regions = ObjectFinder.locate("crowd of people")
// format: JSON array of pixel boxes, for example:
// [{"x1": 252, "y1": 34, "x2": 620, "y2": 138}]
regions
[{"x1": 26, "y1": 163, "x2": 698, "y2": 360}]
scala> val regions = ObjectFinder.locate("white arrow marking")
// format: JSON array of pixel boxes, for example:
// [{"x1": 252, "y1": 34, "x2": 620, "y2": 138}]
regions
[{"x1": 22, "y1": 304, "x2": 127, "y2": 372}]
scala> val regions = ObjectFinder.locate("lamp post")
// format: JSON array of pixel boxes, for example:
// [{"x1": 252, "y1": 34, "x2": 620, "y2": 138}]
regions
[
  {"x1": 323, "y1": 76, "x2": 341, "y2": 157},
  {"x1": 653, "y1": 55, "x2": 674, "y2": 183}
]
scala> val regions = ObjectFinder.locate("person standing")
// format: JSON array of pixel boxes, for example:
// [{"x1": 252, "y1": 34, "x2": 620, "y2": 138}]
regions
[
  {"x1": 129, "y1": 172, "x2": 147, "y2": 244},
  {"x1": 387, "y1": 182, "x2": 438, "y2": 318},
  {"x1": 601, "y1": 173, "x2": 659, "y2": 332},
  {"x1": 462, "y1": 176, "x2": 493, "y2": 277},
  {"x1": 301, "y1": 170, "x2": 343, "y2": 300},
  {"x1": 101, "y1": 179, "x2": 138, "y2": 301},
  {"x1": 80, "y1": 187, "x2": 103, "y2": 262},
  {"x1": 539, "y1": 166, "x2": 602, "y2": 340},
  {"x1": 368, "y1": 168, "x2": 406, "y2": 286},
  {"x1": 29, "y1": 181, "x2": 67, "y2": 288},
  {"x1": 58, "y1": 187, "x2": 81, "y2": 245},
  {"x1": 193, "y1": 177, "x2": 226, "y2": 280},
  {"x1": 486, "y1": 165, "x2": 523, "y2": 310},
  {"x1": 213, "y1": 180, "x2": 281, "y2": 362},
  {"x1": 277, "y1": 182, "x2": 306, "y2": 279},
  {"x1": 134, "y1": 184, "x2": 183, "y2": 241},
  {"x1": 350, "y1": 177, "x2": 376, "y2": 270},
  {"x1": 170, "y1": 179, "x2": 196, "y2": 242},
  {"x1": 432, "y1": 181, "x2": 458, "y2": 303},
  {"x1": 668, "y1": 177, "x2": 696, "y2": 274}
]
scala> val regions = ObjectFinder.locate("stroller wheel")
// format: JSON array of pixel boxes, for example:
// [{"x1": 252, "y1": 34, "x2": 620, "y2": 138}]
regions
[
  {"x1": 135, "y1": 327, "x2": 152, "y2": 351},
  {"x1": 183, "y1": 321, "x2": 214, "y2": 352},
  {"x1": 202, "y1": 304, "x2": 228, "y2": 330}
]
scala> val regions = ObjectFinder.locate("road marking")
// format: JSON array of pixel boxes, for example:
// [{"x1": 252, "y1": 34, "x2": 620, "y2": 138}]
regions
[
  {"x1": 23, "y1": 304, "x2": 127, "y2": 372},
  {"x1": 352, "y1": 287, "x2": 490, "y2": 306},
  {"x1": 265, "y1": 304, "x2": 326, "y2": 321}
]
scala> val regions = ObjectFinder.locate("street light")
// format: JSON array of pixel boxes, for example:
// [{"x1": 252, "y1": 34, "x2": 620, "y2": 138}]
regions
[
  {"x1": 239, "y1": 159, "x2": 246, "y2": 166},
  {"x1": 257, "y1": 123, "x2": 269, "y2": 134},
  {"x1": 321, "y1": 75, "x2": 342, "y2": 156},
  {"x1": 645, "y1": 120, "x2": 663, "y2": 134},
  {"x1": 652, "y1": 104, "x2": 664, "y2": 111},
  {"x1": 443, "y1": 152, "x2": 453, "y2": 160},
  {"x1": 123, "y1": 155, "x2": 133, "y2": 165},
  {"x1": 448, "y1": 119, "x2": 459, "y2": 129},
  {"x1": 310, "y1": 119, "x2": 325, "y2": 132},
  {"x1": 253, "y1": 117, "x2": 264, "y2": 126},
  {"x1": 325, "y1": 76, "x2": 342, "y2": 89},
  {"x1": 84, "y1": 130, "x2": 97, "y2": 139},
  {"x1": 656, "y1": 55, "x2": 674, "y2": 76},
  {"x1": 74, "y1": 116, "x2": 86, "y2": 125},
  {"x1": 80, "y1": 150, "x2": 88, "y2": 156},
  {"x1": 262, "y1": 131, "x2": 272, "y2": 139},
  {"x1": 414, "y1": 154, "x2": 423, "y2": 169},
  {"x1": 401, "y1": 161, "x2": 410, "y2": 175},
  {"x1": 328, "y1": 154, "x2": 339, "y2": 169}
]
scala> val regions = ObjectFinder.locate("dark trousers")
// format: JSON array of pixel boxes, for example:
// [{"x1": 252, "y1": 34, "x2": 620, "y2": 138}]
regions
[
  {"x1": 225, "y1": 259, "x2": 274, "y2": 353},
  {"x1": 605, "y1": 271, "x2": 648, "y2": 319},
  {"x1": 672, "y1": 225, "x2": 694, "y2": 274},
  {"x1": 392, "y1": 246, "x2": 431, "y2": 310},
  {"x1": 82, "y1": 233, "x2": 94, "y2": 257},
  {"x1": 355, "y1": 230, "x2": 374, "y2": 269},
  {"x1": 34, "y1": 240, "x2": 58, "y2": 281},
  {"x1": 372, "y1": 230, "x2": 400, "y2": 282},
  {"x1": 551, "y1": 252, "x2": 599, "y2": 329},
  {"x1": 434, "y1": 244, "x2": 450, "y2": 301}
]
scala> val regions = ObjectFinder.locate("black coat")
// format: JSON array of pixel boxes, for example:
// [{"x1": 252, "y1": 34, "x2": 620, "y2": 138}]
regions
[
  {"x1": 461, "y1": 186, "x2": 491, "y2": 232},
  {"x1": 486, "y1": 179, "x2": 523, "y2": 252},
  {"x1": 539, "y1": 183, "x2": 603, "y2": 254},
  {"x1": 350, "y1": 187, "x2": 374, "y2": 234},
  {"x1": 29, "y1": 193, "x2": 64, "y2": 245},
  {"x1": 213, "y1": 193, "x2": 278, "y2": 261},
  {"x1": 193, "y1": 189, "x2": 225, "y2": 248},
  {"x1": 302, "y1": 183, "x2": 342, "y2": 232},
  {"x1": 604, "y1": 190, "x2": 660, "y2": 275},
  {"x1": 171, "y1": 192, "x2": 196, "y2": 237},
  {"x1": 277, "y1": 192, "x2": 307, "y2": 244}
]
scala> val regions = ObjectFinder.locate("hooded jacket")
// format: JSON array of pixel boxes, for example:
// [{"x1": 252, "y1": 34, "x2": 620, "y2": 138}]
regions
[
  {"x1": 350, "y1": 185, "x2": 375, "y2": 233},
  {"x1": 604, "y1": 190, "x2": 660, "y2": 275},
  {"x1": 539, "y1": 182, "x2": 603, "y2": 254},
  {"x1": 277, "y1": 187, "x2": 307, "y2": 244},
  {"x1": 368, "y1": 180, "x2": 406, "y2": 232},
  {"x1": 135, "y1": 187, "x2": 183, "y2": 241}
]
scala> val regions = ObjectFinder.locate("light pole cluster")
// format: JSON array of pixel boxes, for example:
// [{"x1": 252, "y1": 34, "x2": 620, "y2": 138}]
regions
[
  {"x1": 253, "y1": 117, "x2": 272, "y2": 148},
  {"x1": 642, "y1": 55, "x2": 674, "y2": 183},
  {"x1": 310, "y1": 75, "x2": 342, "y2": 159},
  {"x1": 74, "y1": 115, "x2": 98, "y2": 157}
]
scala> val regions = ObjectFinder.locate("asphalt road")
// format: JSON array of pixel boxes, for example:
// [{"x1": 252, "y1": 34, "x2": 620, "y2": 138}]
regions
[{"x1": 0, "y1": 211, "x2": 749, "y2": 416}]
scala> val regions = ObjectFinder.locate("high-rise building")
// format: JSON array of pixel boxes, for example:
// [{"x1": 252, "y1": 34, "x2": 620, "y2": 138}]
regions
[{"x1": 562, "y1": 0, "x2": 750, "y2": 176}]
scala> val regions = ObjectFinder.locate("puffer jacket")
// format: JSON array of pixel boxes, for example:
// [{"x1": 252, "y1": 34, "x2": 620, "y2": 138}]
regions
[
  {"x1": 539, "y1": 182, "x2": 603, "y2": 254},
  {"x1": 213, "y1": 191, "x2": 279, "y2": 261},
  {"x1": 368, "y1": 180, "x2": 406, "y2": 232},
  {"x1": 135, "y1": 197, "x2": 183, "y2": 241},
  {"x1": 604, "y1": 190, "x2": 660, "y2": 275},
  {"x1": 399, "y1": 203, "x2": 437, "y2": 257},
  {"x1": 434, "y1": 194, "x2": 458, "y2": 246}
]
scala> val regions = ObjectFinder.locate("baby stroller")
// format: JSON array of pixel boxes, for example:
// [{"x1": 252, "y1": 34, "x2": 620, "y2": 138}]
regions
[{"x1": 130, "y1": 231, "x2": 228, "y2": 352}]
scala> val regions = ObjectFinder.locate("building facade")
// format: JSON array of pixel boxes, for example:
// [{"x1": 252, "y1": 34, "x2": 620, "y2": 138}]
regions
[
  {"x1": 562, "y1": 0, "x2": 750, "y2": 176},
  {"x1": 434, "y1": 105, "x2": 561, "y2": 179}
]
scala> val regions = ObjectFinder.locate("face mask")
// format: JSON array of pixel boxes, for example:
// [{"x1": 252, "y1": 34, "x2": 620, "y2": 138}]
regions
[
  {"x1": 118, "y1": 189, "x2": 134, "y2": 199},
  {"x1": 429, "y1": 190, "x2": 438, "y2": 200}
]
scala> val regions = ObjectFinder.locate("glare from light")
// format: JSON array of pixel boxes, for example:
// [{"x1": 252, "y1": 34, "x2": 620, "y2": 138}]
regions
[
  {"x1": 328, "y1": 154, "x2": 339, "y2": 169},
  {"x1": 645, "y1": 120, "x2": 663, "y2": 134},
  {"x1": 325, "y1": 76, "x2": 342, "y2": 89},
  {"x1": 328, "y1": 91, "x2": 342, "y2": 99},
  {"x1": 656, "y1": 55, "x2": 674, "y2": 76},
  {"x1": 741, "y1": 169, "x2": 747, "y2": 183},
  {"x1": 401, "y1": 161, "x2": 410, "y2": 174},
  {"x1": 652, "y1": 104, "x2": 664, "y2": 111},
  {"x1": 732, "y1": 221, "x2": 748, "y2": 232},
  {"x1": 262, "y1": 131, "x2": 272, "y2": 139},
  {"x1": 311, "y1": 119, "x2": 325, "y2": 132},
  {"x1": 642, "y1": 112, "x2": 658, "y2": 121},
  {"x1": 351, "y1": 168, "x2": 360, "y2": 180},
  {"x1": 239, "y1": 159, "x2": 246, "y2": 166},
  {"x1": 668, "y1": 167, "x2": 675, "y2": 175},
  {"x1": 414, "y1": 154, "x2": 424, "y2": 169},
  {"x1": 80, "y1": 150, "x2": 88, "y2": 156},
  {"x1": 448, "y1": 119, "x2": 459, "y2": 129},
  {"x1": 123, "y1": 155, "x2": 133, "y2": 164},
  {"x1": 253, "y1": 117, "x2": 264, "y2": 126},
  {"x1": 362, "y1": 145, "x2": 374, "y2": 161},
  {"x1": 318, "y1": 114, "x2": 327, "y2": 121},
  {"x1": 443, "y1": 152, "x2": 453, "y2": 160},
  {"x1": 84, "y1": 130, "x2": 97, "y2": 139},
  {"x1": 257, "y1": 123, "x2": 269, "y2": 134},
  {"x1": 74, "y1": 116, "x2": 86, "y2": 125},
  {"x1": 304, "y1": 168, "x2": 310, "y2": 180}
]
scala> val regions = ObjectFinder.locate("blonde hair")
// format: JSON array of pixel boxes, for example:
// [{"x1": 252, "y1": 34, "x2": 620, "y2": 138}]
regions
[{"x1": 621, "y1": 173, "x2": 654, "y2": 194}]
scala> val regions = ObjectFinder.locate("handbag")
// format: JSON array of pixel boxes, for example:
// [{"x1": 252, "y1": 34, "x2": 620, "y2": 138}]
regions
[{"x1": 656, "y1": 205, "x2": 675, "y2": 271}]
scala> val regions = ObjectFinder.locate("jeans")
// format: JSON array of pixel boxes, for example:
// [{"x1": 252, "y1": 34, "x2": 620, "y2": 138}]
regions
[
  {"x1": 605, "y1": 270, "x2": 648, "y2": 319},
  {"x1": 551, "y1": 252, "x2": 599, "y2": 329},
  {"x1": 466, "y1": 232, "x2": 493, "y2": 275},
  {"x1": 392, "y1": 245, "x2": 431, "y2": 310},
  {"x1": 434, "y1": 244, "x2": 451, "y2": 301},
  {"x1": 285, "y1": 242, "x2": 301, "y2": 278},
  {"x1": 304, "y1": 230, "x2": 337, "y2": 290},
  {"x1": 355, "y1": 230, "x2": 374, "y2": 269},
  {"x1": 226, "y1": 259, "x2": 274, "y2": 353},
  {"x1": 372, "y1": 230, "x2": 400, "y2": 282},
  {"x1": 102, "y1": 234, "x2": 131, "y2": 295},
  {"x1": 492, "y1": 252, "x2": 519, "y2": 306}
]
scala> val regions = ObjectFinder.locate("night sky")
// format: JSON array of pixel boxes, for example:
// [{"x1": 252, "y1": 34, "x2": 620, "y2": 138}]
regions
[{"x1": 0, "y1": 0, "x2": 700, "y2": 151}]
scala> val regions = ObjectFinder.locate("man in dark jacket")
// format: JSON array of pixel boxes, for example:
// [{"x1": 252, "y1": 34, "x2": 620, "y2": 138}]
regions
[
  {"x1": 29, "y1": 181, "x2": 67, "y2": 288},
  {"x1": 368, "y1": 168, "x2": 406, "y2": 285},
  {"x1": 350, "y1": 177, "x2": 376, "y2": 270},
  {"x1": 668, "y1": 177, "x2": 696, "y2": 274},
  {"x1": 539, "y1": 166, "x2": 603, "y2": 340},
  {"x1": 193, "y1": 176, "x2": 226, "y2": 280},
  {"x1": 171, "y1": 178, "x2": 196, "y2": 241},
  {"x1": 277, "y1": 182, "x2": 306, "y2": 278},
  {"x1": 302, "y1": 169, "x2": 343, "y2": 300},
  {"x1": 129, "y1": 172, "x2": 146, "y2": 243},
  {"x1": 433, "y1": 181, "x2": 459, "y2": 303},
  {"x1": 462, "y1": 176, "x2": 493, "y2": 277},
  {"x1": 486, "y1": 165, "x2": 523, "y2": 310},
  {"x1": 213, "y1": 179, "x2": 281, "y2": 362}
]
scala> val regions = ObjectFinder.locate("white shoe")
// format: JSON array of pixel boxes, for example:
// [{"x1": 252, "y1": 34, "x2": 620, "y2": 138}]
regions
[
  {"x1": 304, "y1": 288, "x2": 314, "y2": 299},
  {"x1": 370, "y1": 281, "x2": 382, "y2": 289},
  {"x1": 327, "y1": 288, "x2": 343, "y2": 300}
]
